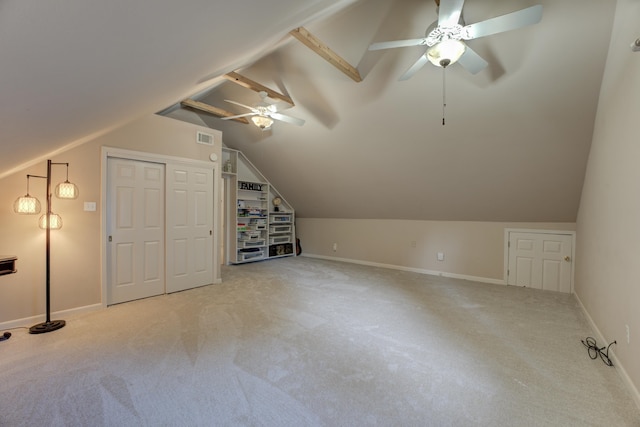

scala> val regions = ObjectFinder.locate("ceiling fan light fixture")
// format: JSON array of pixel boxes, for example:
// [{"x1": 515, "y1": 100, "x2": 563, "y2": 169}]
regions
[
  {"x1": 251, "y1": 115, "x2": 274, "y2": 130},
  {"x1": 427, "y1": 39, "x2": 466, "y2": 68}
]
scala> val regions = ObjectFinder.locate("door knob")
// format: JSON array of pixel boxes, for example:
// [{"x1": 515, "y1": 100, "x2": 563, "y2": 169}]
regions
[{"x1": 564, "y1": 256, "x2": 571, "y2": 262}]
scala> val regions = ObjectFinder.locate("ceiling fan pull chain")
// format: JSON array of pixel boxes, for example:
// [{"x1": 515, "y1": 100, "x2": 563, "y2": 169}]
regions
[{"x1": 442, "y1": 67, "x2": 446, "y2": 126}]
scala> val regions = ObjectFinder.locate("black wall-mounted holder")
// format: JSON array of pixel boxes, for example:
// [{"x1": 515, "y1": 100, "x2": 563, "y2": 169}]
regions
[{"x1": 0, "y1": 256, "x2": 17, "y2": 276}]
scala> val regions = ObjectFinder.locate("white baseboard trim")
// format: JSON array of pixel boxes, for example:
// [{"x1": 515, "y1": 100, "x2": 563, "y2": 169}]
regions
[
  {"x1": 574, "y1": 292, "x2": 640, "y2": 412},
  {"x1": 0, "y1": 303, "x2": 103, "y2": 331},
  {"x1": 300, "y1": 253, "x2": 506, "y2": 286}
]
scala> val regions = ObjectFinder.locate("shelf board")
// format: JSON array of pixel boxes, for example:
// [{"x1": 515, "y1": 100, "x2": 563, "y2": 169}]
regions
[{"x1": 268, "y1": 254, "x2": 295, "y2": 260}]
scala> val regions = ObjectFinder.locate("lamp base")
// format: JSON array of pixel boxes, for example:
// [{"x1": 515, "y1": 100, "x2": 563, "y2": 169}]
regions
[{"x1": 29, "y1": 320, "x2": 66, "y2": 334}]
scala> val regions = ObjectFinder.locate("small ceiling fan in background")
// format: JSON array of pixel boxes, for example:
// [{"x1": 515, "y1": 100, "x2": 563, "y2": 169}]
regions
[
  {"x1": 369, "y1": 0, "x2": 543, "y2": 80},
  {"x1": 222, "y1": 91, "x2": 305, "y2": 131}
]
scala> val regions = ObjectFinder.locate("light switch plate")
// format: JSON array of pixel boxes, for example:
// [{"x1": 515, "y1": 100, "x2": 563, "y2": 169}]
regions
[{"x1": 84, "y1": 202, "x2": 97, "y2": 212}]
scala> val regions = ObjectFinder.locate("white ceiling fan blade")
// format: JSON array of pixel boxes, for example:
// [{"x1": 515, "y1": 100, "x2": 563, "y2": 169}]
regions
[
  {"x1": 463, "y1": 5, "x2": 542, "y2": 40},
  {"x1": 224, "y1": 99, "x2": 256, "y2": 112},
  {"x1": 270, "y1": 112, "x2": 305, "y2": 126},
  {"x1": 438, "y1": 0, "x2": 465, "y2": 26},
  {"x1": 398, "y1": 54, "x2": 429, "y2": 81},
  {"x1": 369, "y1": 38, "x2": 428, "y2": 51},
  {"x1": 456, "y1": 46, "x2": 488, "y2": 74},
  {"x1": 221, "y1": 112, "x2": 256, "y2": 120},
  {"x1": 270, "y1": 101, "x2": 293, "y2": 112}
]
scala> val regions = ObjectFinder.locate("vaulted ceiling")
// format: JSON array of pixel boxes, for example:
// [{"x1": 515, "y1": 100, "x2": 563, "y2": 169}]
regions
[
  {"x1": 1, "y1": 0, "x2": 616, "y2": 222},
  {"x1": 165, "y1": 0, "x2": 616, "y2": 221},
  {"x1": 0, "y1": 0, "x2": 354, "y2": 175}
]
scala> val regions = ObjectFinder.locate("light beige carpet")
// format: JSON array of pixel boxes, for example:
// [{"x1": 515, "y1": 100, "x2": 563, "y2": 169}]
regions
[{"x1": 1, "y1": 257, "x2": 638, "y2": 426}]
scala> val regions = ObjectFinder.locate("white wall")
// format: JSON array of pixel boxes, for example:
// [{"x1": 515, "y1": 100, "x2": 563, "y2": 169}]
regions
[
  {"x1": 575, "y1": 0, "x2": 640, "y2": 405},
  {"x1": 297, "y1": 218, "x2": 575, "y2": 282},
  {"x1": 0, "y1": 114, "x2": 222, "y2": 325}
]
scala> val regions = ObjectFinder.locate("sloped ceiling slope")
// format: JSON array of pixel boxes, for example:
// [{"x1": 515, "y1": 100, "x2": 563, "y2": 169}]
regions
[
  {"x1": 0, "y1": 0, "x2": 355, "y2": 177},
  {"x1": 167, "y1": 0, "x2": 616, "y2": 222}
]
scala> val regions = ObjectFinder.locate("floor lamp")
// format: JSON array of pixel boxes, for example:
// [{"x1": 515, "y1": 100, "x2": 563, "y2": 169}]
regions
[{"x1": 13, "y1": 160, "x2": 78, "y2": 334}]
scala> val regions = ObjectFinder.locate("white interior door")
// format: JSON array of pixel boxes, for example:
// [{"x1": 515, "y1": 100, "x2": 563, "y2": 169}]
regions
[
  {"x1": 107, "y1": 158, "x2": 165, "y2": 305},
  {"x1": 507, "y1": 231, "x2": 573, "y2": 293},
  {"x1": 166, "y1": 163, "x2": 214, "y2": 293}
]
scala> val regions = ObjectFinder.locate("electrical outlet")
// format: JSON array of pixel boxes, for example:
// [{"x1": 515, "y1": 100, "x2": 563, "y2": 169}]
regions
[
  {"x1": 437, "y1": 252, "x2": 445, "y2": 261},
  {"x1": 332, "y1": 243, "x2": 337, "y2": 252},
  {"x1": 626, "y1": 324, "x2": 630, "y2": 344},
  {"x1": 411, "y1": 240, "x2": 417, "y2": 248}
]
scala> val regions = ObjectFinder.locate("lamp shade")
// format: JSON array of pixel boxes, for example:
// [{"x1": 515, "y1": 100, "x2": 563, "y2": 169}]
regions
[
  {"x1": 38, "y1": 213, "x2": 63, "y2": 230},
  {"x1": 427, "y1": 39, "x2": 466, "y2": 67},
  {"x1": 251, "y1": 115, "x2": 274, "y2": 130},
  {"x1": 14, "y1": 195, "x2": 41, "y2": 214},
  {"x1": 55, "y1": 181, "x2": 79, "y2": 199}
]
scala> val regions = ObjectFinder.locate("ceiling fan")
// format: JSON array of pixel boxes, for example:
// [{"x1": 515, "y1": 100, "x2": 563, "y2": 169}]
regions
[
  {"x1": 368, "y1": 0, "x2": 543, "y2": 80},
  {"x1": 222, "y1": 91, "x2": 305, "y2": 131}
]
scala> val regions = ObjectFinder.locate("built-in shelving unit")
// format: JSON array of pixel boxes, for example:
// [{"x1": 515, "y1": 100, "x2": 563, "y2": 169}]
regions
[{"x1": 223, "y1": 148, "x2": 295, "y2": 264}]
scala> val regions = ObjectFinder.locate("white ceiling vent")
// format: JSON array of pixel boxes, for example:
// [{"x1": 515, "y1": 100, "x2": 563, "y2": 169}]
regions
[{"x1": 196, "y1": 131, "x2": 214, "y2": 146}]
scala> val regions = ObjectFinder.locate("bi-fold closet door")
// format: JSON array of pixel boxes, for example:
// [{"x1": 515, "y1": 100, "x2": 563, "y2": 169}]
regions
[{"x1": 107, "y1": 157, "x2": 213, "y2": 305}]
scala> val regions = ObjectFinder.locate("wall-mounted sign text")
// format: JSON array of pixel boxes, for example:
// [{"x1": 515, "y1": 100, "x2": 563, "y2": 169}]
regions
[{"x1": 239, "y1": 182, "x2": 264, "y2": 191}]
